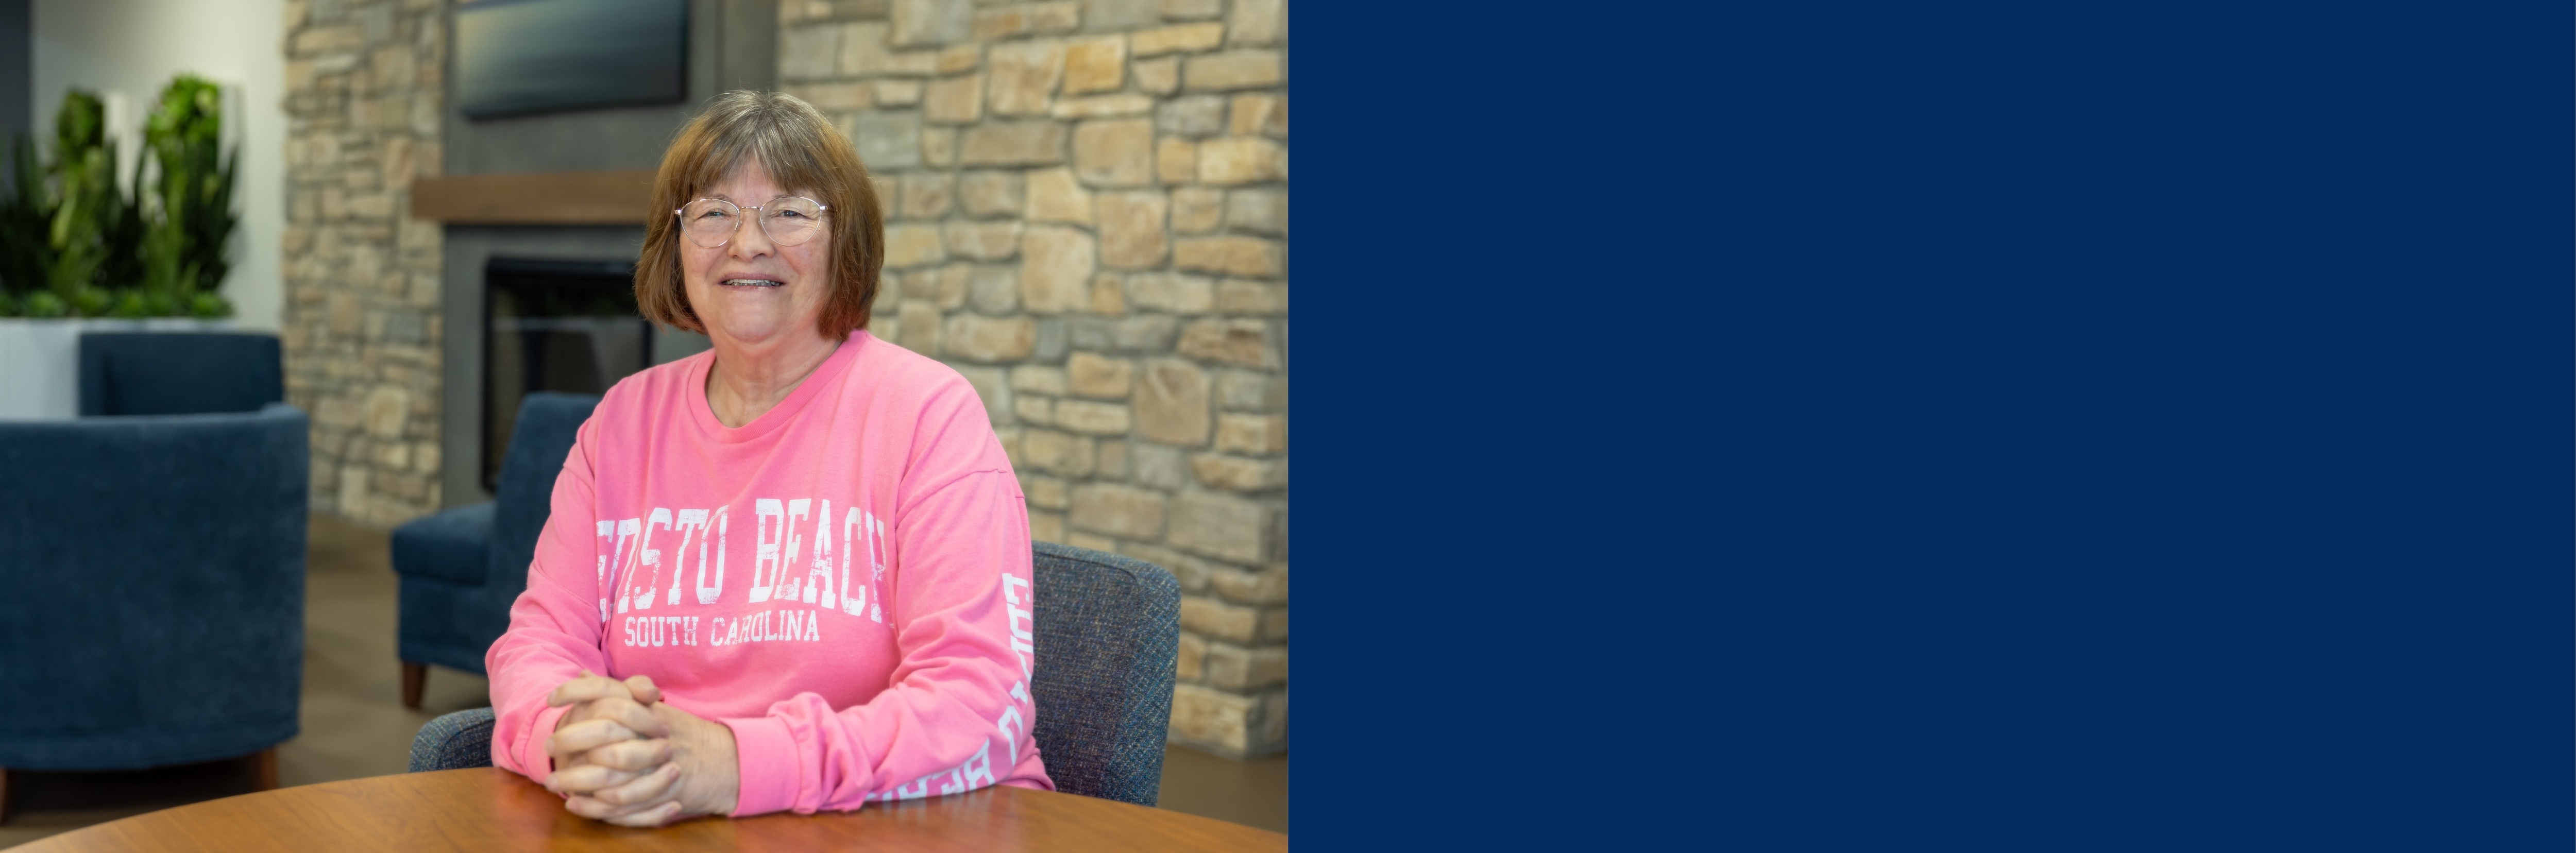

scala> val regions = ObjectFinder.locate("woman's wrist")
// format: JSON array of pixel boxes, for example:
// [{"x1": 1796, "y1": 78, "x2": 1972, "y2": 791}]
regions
[
  {"x1": 699, "y1": 719, "x2": 740, "y2": 815},
  {"x1": 658, "y1": 703, "x2": 741, "y2": 816}
]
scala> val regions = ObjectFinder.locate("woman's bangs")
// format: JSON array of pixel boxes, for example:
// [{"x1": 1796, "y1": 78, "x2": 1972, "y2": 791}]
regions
[{"x1": 683, "y1": 122, "x2": 835, "y2": 206}]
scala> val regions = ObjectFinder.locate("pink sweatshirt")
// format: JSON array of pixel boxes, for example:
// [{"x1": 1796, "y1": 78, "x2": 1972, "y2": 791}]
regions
[{"x1": 484, "y1": 330, "x2": 1052, "y2": 816}]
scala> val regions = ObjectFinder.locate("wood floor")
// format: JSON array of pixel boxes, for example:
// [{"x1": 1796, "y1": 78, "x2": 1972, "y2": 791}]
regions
[{"x1": 0, "y1": 515, "x2": 1285, "y2": 848}]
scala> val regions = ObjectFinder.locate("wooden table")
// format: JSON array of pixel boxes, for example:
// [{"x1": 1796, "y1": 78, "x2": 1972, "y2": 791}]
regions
[{"x1": 13, "y1": 769, "x2": 1286, "y2": 851}]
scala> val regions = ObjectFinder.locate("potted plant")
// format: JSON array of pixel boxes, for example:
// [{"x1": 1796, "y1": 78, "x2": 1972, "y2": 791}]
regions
[
  {"x1": 0, "y1": 78, "x2": 242, "y2": 419},
  {"x1": 0, "y1": 90, "x2": 117, "y2": 317},
  {"x1": 134, "y1": 74, "x2": 238, "y2": 319}
]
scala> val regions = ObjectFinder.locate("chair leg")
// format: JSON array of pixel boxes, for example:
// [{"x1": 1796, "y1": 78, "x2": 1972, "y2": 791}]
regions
[
  {"x1": 250, "y1": 748, "x2": 279, "y2": 792},
  {"x1": 402, "y1": 661, "x2": 428, "y2": 710}
]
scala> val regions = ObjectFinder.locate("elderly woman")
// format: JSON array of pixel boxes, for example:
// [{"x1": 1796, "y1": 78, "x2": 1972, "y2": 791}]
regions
[{"x1": 484, "y1": 91, "x2": 1050, "y2": 826}]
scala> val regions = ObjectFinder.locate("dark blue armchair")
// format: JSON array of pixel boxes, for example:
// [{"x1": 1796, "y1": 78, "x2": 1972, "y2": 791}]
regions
[
  {"x1": 1024, "y1": 542, "x2": 1180, "y2": 806},
  {"x1": 0, "y1": 403, "x2": 309, "y2": 813},
  {"x1": 79, "y1": 332, "x2": 284, "y2": 416},
  {"x1": 391, "y1": 392, "x2": 598, "y2": 708}
]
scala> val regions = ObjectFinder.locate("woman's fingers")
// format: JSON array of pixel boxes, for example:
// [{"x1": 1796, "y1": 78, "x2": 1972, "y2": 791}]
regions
[
  {"x1": 595, "y1": 800, "x2": 686, "y2": 828},
  {"x1": 547, "y1": 675, "x2": 616, "y2": 706},
  {"x1": 561, "y1": 764, "x2": 684, "y2": 822},
  {"x1": 563, "y1": 792, "x2": 671, "y2": 822},
  {"x1": 547, "y1": 674, "x2": 633, "y2": 708},
  {"x1": 546, "y1": 762, "x2": 647, "y2": 796},
  {"x1": 592, "y1": 762, "x2": 683, "y2": 807},
  {"x1": 582, "y1": 737, "x2": 675, "y2": 772},
  {"x1": 540, "y1": 681, "x2": 693, "y2": 828},
  {"x1": 584, "y1": 696, "x2": 671, "y2": 739},
  {"x1": 547, "y1": 719, "x2": 640, "y2": 758},
  {"x1": 623, "y1": 675, "x2": 663, "y2": 705}
]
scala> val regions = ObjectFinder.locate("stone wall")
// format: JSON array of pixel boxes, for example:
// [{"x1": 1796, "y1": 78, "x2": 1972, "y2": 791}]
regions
[
  {"x1": 280, "y1": 0, "x2": 447, "y2": 527},
  {"x1": 778, "y1": 0, "x2": 1289, "y2": 758}
]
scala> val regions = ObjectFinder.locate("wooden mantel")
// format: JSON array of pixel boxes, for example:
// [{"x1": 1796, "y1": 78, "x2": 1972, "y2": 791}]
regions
[{"x1": 410, "y1": 169, "x2": 660, "y2": 225}]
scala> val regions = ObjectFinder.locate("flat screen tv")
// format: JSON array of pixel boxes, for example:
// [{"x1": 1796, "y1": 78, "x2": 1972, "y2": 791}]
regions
[{"x1": 455, "y1": 0, "x2": 688, "y2": 120}]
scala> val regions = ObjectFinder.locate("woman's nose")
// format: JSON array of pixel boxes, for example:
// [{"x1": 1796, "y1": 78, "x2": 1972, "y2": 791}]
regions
[{"x1": 730, "y1": 214, "x2": 776, "y2": 257}]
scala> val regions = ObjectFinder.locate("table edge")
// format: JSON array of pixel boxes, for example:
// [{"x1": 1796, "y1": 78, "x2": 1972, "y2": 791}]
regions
[{"x1": 8, "y1": 769, "x2": 1286, "y2": 850}]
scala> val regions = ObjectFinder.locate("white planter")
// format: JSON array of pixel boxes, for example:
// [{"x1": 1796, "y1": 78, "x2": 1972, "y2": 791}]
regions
[{"x1": 0, "y1": 317, "x2": 239, "y2": 420}]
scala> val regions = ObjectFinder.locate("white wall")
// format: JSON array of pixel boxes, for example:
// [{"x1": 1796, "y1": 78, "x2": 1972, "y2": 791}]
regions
[{"x1": 32, "y1": 0, "x2": 285, "y2": 332}]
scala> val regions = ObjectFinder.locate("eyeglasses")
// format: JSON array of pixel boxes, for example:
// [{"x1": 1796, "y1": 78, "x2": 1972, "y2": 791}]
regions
[{"x1": 675, "y1": 196, "x2": 829, "y2": 248}]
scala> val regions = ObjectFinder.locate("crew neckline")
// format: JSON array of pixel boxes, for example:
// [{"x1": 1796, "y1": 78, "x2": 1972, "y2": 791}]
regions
[{"x1": 687, "y1": 332, "x2": 868, "y2": 444}]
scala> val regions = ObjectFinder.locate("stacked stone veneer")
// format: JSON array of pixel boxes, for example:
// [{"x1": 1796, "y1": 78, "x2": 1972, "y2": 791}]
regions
[
  {"x1": 779, "y1": 0, "x2": 1289, "y2": 757},
  {"x1": 280, "y1": 0, "x2": 447, "y2": 527}
]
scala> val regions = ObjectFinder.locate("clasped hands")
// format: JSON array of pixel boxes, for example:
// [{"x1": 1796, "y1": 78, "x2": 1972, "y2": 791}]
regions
[{"x1": 543, "y1": 672, "x2": 740, "y2": 827}]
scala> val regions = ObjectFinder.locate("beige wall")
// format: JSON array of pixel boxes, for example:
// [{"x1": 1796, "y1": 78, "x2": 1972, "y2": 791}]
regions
[{"x1": 777, "y1": 0, "x2": 1290, "y2": 757}]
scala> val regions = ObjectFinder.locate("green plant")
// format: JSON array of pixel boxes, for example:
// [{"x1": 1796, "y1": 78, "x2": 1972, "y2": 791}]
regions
[
  {"x1": 21, "y1": 288, "x2": 69, "y2": 318},
  {"x1": 0, "y1": 79, "x2": 236, "y2": 319},
  {"x1": 106, "y1": 288, "x2": 188, "y2": 318},
  {"x1": 140, "y1": 75, "x2": 236, "y2": 317},
  {"x1": 46, "y1": 91, "x2": 125, "y2": 312},
  {"x1": 103, "y1": 152, "x2": 146, "y2": 303},
  {"x1": 70, "y1": 285, "x2": 113, "y2": 316},
  {"x1": 0, "y1": 133, "x2": 51, "y2": 298}
]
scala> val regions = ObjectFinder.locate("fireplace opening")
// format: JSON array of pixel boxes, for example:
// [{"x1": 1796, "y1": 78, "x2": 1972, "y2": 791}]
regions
[{"x1": 482, "y1": 257, "x2": 653, "y2": 491}]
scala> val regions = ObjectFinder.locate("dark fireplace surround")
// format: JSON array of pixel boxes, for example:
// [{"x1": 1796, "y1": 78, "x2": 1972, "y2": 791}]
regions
[
  {"x1": 478, "y1": 257, "x2": 655, "y2": 491},
  {"x1": 437, "y1": 228, "x2": 708, "y2": 508}
]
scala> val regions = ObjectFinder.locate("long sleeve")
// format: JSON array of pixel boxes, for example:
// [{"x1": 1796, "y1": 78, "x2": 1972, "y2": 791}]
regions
[
  {"x1": 719, "y1": 464, "x2": 1043, "y2": 816},
  {"x1": 484, "y1": 416, "x2": 608, "y2": 781}
]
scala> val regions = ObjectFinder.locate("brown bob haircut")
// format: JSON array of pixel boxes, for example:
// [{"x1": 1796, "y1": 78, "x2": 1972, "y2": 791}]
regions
[{"x1": 635, "y1": 91, "x2": 886, "y2": 338}]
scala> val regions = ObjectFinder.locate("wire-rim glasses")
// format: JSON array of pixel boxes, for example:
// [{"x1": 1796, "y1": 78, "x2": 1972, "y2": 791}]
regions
[{"x1": 675, "y1": 196, "x2": 829, "y2": 248}]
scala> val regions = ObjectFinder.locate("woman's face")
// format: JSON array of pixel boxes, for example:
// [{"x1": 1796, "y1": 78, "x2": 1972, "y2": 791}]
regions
[{"x1": 680, "y1": 159, "x2": 834, "y2": 349}]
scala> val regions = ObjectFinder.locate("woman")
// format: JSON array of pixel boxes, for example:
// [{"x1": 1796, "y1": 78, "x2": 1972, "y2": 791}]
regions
[{"x1": 484, "y1": 91, "x2": 1052, "y2": 826}]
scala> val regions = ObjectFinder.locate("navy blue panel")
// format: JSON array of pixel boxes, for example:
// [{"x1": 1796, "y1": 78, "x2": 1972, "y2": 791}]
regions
[{"x1": 1292, "y1": 2, "x2": 2573, "y2": 848}]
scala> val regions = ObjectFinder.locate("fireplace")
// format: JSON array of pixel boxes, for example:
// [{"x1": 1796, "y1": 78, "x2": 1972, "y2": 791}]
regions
[
  {"x1": 417, "y1": 0, "x2": 764, "y2": 508},
  {"x1": 480, "y1": 257, "x2": 654, "y2": 491}
]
